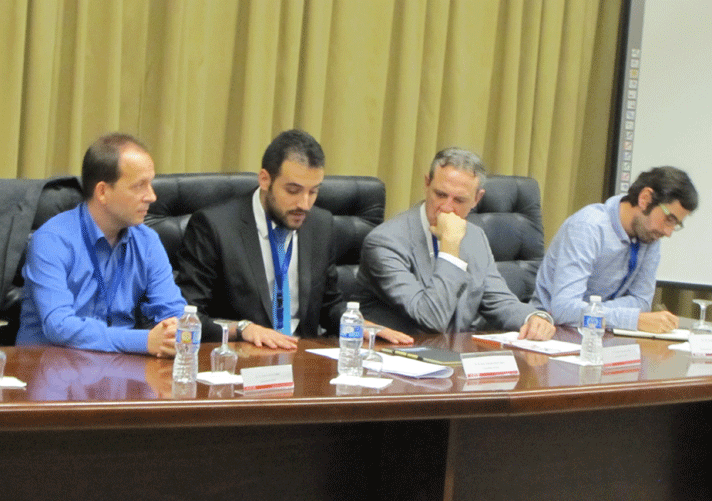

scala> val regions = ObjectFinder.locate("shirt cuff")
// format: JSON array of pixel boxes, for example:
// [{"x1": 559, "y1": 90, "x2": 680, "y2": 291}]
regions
[
  {"x1": 114, "y1": 328, "x2": 153, "y2": 355},
  {"x1": 438, "y1": 252, "x2": 468, "y2": 271},
  {"x1": 525, "y1": 311, "x2": 554, "y2": 325}
]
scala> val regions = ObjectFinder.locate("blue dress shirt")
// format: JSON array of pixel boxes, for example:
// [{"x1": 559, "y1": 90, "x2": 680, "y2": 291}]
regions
[
  {"x1": 531, "y1": 195, "x2": 660, "y2": 330},
  {"x1": 16, "y1": 203, "x2": 186, "y2": 353}
]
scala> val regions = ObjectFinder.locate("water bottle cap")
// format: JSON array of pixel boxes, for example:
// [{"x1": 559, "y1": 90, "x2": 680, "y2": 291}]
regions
[
  {"x1": 346, "y1": 301, "x2": 360, "y2": 310},
  {"x1": 184, "y1": 305, "x2": 197, "y2": 314},
  {"x1": 590, "y1": 295, "x2": 602, "y2": 303}
]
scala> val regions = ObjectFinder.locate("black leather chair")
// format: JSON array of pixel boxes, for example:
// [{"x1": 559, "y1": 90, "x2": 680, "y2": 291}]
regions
[
  {"x1": 145, "y1": 172, "x2": 385, "y2": 301},
  {"x1": 466, "y1": 175, "x2": 545, "y2": 302},
  {"x1": 0, "y1": 173, "x2": 385, "y2": 345}
]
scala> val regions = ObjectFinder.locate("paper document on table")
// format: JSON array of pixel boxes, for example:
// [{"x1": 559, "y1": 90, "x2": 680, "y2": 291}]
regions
[
  {"x1": 0, "y1": 376, "x2": 27, "y2": 388},
  {"x1": 471, "y1": 332, "x2": 580, "y2": 356},
  {"x1": 307, "y1": 348, "x2": 454, "y2": 378},
  {"x1": 613, "y1": 328, "x2": 689, "y2": 341}
]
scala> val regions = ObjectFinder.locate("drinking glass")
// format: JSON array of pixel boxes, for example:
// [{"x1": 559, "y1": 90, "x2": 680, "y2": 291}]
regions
[
  {"x1": 689, "y1": 299, "x2": 712, "y2": 356},
  {"x1": 0, "y1": 350, "x2": 6, "y2": 397},
  {"x1": 211, "y1": 319, "x2": 239, "y2": 374},
  {"x1": 0, "y1": 350, "x2": 6, "y2": 379},
  {"x1": 361, "y1": 326, "x2": 383, "y2": 376}
]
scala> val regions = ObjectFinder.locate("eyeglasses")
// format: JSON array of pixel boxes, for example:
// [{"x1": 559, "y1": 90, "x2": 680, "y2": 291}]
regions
[{"x1": 659, "y1": 204, "x2": 684, "y2": 231}]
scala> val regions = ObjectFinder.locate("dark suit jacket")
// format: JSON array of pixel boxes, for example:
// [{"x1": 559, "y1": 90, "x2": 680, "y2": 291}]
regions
[{"x1": 175, "y1": 191, "x2": 344, "y2": 342}]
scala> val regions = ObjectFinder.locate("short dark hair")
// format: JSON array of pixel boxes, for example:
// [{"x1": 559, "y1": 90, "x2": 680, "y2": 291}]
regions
[
  {"x1": 428, "y1": 147, "x2": 487, "y2": 186},
  {"x1": 82, "y1": 133, "x2": 148, "y2": 200},
  {"x1": 622, "y1": 166, "x2": 698, "y2": 212},
  {"x1": 261, "y1": 129, "x2": 325, "y2": 179}
]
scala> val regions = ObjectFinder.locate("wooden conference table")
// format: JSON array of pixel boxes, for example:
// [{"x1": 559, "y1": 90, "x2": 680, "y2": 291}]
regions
[{"x1": 1, "y1": 327, "x2": 711, "y2": 501}]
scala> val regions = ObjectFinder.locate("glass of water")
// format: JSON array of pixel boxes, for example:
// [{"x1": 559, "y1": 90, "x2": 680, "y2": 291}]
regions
[
  {"x1": 0, "y1": 350, "x2": 6, "y2": 380},
  {"x1": 689, "y1": 299, "x2": 712, "y2": 356},
  {"x1": 361, "y1": 326, "x2": 384, "y2": 376},
  {"x1": 211, "y1": 319, "x2": 239, "y2": 374}
]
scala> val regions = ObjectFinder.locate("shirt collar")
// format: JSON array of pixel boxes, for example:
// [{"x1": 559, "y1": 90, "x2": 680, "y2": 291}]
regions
[
  {"x1": 252, "y1": 188, "x2": 295, "y2": 243},
  {"x1": 606, "y1": 194, "x2": 633, "y2": 244},
  {"x1": 80, "y1": 202, "x2": 131, "y2": 247}
]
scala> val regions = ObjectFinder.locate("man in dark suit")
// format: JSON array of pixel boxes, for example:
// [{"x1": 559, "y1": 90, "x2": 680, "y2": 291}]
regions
[{"x1": 175, "y1": 130, "x2": 412, "y2": 349}]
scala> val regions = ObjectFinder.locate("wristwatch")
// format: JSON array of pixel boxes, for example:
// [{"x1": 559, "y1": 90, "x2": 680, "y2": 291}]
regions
[
  {"x1": 236, "y1": 320, "x2": 253, "y2": 337},
  {"x1": 528, "y1": 311, "x2": 554, "y2": 324}
]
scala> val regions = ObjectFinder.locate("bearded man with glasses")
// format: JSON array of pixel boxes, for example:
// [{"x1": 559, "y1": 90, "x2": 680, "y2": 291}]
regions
[{"x1": 532, "y1": 166, "x2": 698, "y2": 333}]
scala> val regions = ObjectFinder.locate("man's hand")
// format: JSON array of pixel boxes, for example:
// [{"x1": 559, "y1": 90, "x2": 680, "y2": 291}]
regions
[
  {"x1": 241, "y1": 323, "x2": 299, "y2": 350},
  {"x1": 430, "y1": 212, "x2": 467, "y2": 258},
  {"x1": 518, "y1": 315, "x2": 556, "y2": 340},
  {"x1": 638, "y1": 311, "x2": 679, "y2": 333},
  {"x1": 375, "y1": 326, "x2": 414, "y2": 345},
  {"x1": 147, "y1": 317, "x2": 178, "y2": 358}
]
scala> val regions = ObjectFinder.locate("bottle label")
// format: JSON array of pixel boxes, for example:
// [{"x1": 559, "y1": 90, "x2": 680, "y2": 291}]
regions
[
  {"x1": 583, "y1": 315, "x2": 603, "y2": 329},
  {"x1": 178, "y1": 329, "x2": 199, "y2": 344},
  {"x1": 340, "y1": 324, "x2": 363, "y2": 339}
]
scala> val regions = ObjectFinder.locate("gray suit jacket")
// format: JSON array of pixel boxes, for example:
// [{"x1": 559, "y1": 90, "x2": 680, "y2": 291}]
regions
[
  {"x1": 175, "y1": 191, "x2": 343, "y2": 342},
  {"x1": 356, "y1": 204, "x2": 535, "y2": 334}
]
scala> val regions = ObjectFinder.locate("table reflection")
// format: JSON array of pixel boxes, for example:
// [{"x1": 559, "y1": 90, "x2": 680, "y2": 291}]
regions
[{"x1": 27, "y1": 347, "x2": 171, "y2": 401}]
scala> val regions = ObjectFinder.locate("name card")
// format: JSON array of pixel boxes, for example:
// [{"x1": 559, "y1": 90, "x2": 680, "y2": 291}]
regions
[
  {"x1": 687, "y1": 360, "x2": 712, "y2": 377},
  {"x1": 461, "y1": 351, "x2": 519, "y2": 379},
  {"x1": 689, "y1": 334, "x2": 712, "y2": 358},
  {"x1": 241, "y1": 364, "x2": 294, "y2": 392},
  {"x1": 602, "y1": 343, "x2": 641, "y2": 368}
]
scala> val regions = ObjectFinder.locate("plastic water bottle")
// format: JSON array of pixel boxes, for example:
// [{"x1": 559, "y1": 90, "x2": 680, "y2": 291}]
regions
[
  {"x1": 338, "y1": 302, "x2": 364, "y2": 376},
  {"x1": 580, "y1": 295, "x2": 605, "y2": 365},
  {"x1": 173, "y1": 305, "x2": 202, "y2": 383}
]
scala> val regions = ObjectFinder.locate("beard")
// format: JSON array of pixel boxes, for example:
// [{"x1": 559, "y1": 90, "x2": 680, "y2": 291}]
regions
[
  {"x1": 265, "y1": 188, "x2": 308, "y2": 230},
  {"x1": 631, "y1": 213, "x2": 660, "y2": 244}
]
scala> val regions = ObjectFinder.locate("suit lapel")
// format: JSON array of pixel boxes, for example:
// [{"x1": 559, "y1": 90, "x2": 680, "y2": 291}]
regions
[
  {"x1": 237, "y1": 196, "x2": 273, "y2": 324},
  {"x1": 408, "y1": 206, "x2": 433, "y2": 282},
  {"x1": 297, "y1": 218, "x2": 313, "y2": 323}
]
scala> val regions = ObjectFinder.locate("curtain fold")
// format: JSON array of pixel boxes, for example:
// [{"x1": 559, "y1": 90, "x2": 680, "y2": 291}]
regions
[{"x1": 2, "y1": 0, "x2": 622, "y2": 242}]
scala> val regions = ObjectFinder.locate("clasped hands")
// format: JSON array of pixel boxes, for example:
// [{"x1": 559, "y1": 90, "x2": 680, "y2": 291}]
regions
[{"x1": 148, "y1": 317, "x2": 179, "y2": 358}]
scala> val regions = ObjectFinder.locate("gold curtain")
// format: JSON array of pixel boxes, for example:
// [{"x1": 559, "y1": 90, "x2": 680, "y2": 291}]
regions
[{"x1": 1, "y1": 0, "x2": 622, "y2": 242}]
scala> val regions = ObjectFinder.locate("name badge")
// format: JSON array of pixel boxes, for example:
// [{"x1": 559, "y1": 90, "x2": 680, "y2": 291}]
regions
[
  {"x1": 461, "y1": 351, "x2": 519, "y2": 379},
  {"x1": 602, "y1": 343, "x2": 641, "y2": 367},
  {"x1": 241, "y1": 364, "x2": 294, "y2": 392}
]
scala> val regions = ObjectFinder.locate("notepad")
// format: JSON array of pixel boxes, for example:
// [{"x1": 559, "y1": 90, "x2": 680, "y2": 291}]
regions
[
  {"x1": 306, "y1": 348, "x2": 454, "y2": 378},
  {"x1": 379, "y1": 346, "x2": 462, "y2": 366},
  {"x1": 613, "y1": 328, "x2": 689, "y2": 341}
]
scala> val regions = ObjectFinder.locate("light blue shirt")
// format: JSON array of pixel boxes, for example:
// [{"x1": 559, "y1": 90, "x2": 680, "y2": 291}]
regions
[
  {"x1": 532, "y1": 195, "x2": 660, "y2": 330},
  {"x1": 17, "y1": 203, "x2": 186, "y2": 353}
]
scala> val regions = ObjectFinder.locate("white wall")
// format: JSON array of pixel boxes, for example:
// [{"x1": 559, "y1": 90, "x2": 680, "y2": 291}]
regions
[{"x1": 615, "y1": 0, "x2": 712, "y2": 287}]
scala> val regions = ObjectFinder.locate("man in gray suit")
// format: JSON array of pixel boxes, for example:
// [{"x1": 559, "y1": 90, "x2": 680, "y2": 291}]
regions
[{"x1": 357, "y1": 147, "x2": 555, "y2": 339}]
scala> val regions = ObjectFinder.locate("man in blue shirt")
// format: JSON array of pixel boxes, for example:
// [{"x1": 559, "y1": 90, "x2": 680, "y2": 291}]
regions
[
  {"x1": 532, "y1": 166, "x2": 698, "y2": 333},
  {"x1": 16, "y1": 133, "x2": 186, "y2": 356}
]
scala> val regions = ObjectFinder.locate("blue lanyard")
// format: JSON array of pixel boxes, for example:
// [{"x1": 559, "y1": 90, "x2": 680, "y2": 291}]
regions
[
  {"x1": 432, "y1": 235, "x2": 439, "y2": 259},
  {"x1": 79, "y1": 204, "x2": 126, "y2": 326},
  {"x1": 265, "y1": 212, "x2": 293, "y2": 330}
]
